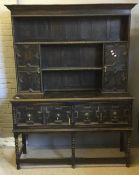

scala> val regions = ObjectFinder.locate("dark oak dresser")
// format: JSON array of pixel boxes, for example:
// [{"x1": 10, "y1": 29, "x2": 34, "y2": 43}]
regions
[{"x1": 6, "y1": 4, "x2": 136, "y2": 169}]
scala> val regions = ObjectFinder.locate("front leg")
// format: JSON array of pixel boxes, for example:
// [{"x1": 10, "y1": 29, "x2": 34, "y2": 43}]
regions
[
  {"x1": 126, "y1": 131, "x2": 131, "y2": 167},
  {"x1": 120, "y1": 132, "x2": 124, "y2": 152},
  {"x1": 14, "y1": 133, "x2": 20, "y2": 170},
  {"x1": 22, "y1": 133, "x2": 27, "y2": 154}
]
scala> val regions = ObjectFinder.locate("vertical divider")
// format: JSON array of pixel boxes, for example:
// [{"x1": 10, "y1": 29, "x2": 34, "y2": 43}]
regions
[
  {"x1": 101, "y1": 43, "x2": 105, "y2": 93},
  {"x1": 39, "y1": 44, "x2": 43, "y2": 92}
]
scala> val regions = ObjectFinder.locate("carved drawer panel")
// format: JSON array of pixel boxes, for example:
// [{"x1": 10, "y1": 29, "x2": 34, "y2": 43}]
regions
[
  {"x1": 73, "y1": 102, "x2": 131, "y2": 126},
  {"x1": 45, "y1": 106, "x2": 72, "y2": 126},
  {"x1": 15, "y1": 105, "x2": 43, "y2": 126},
  {"x1": 16, "y1": 45, "x2": 40, "y2": 67}
]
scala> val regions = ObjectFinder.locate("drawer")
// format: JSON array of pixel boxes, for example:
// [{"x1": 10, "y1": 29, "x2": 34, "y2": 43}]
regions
[
  {"x1": 73, "y1": 102, "x2": 131, "y2": 126},
  {"x1": 13, "y1": 102, "x2": 131, "y2": 128},
  {"x1": 14, "y1": 104, "x2": 72, "y2": 127},
  {"x1": 45, "y1": 106, "x2": 72, "y2": 126},
  {"x1": 15, "y1": 105, "x2": 43, "y2": 126}
]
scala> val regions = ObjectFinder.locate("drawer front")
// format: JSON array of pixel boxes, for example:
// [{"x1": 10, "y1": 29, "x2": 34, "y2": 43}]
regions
[
  {"x1": 13, "y1": 102, "x2": 131, "y2": 128},
  {"x1": 45, "y1": 106, "x2": 72, "y2": 126},
  {"x1": 73, "y1": 102, "x2": 131, "y2": 126},
  {"x1": 13, "y1": 104, "x2": 72, "y2": 127},
  {"x1": 15, "y1": 105, "x2": 43, "y2": 126}
]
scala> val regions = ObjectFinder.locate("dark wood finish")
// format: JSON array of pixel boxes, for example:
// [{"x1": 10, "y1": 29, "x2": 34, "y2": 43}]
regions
[
  {"x1": 19, "y1": 158, "x2": 71, "y2": 165},
  {"x1": 6, "y1": 4, "x2": 136, "y2": 16},
  {"x1": 14, "y1": 133, "x2": 20, "y2": 169},
  {"x1": 22, "y1": 134, "x2": 27, "y2": 154},
  {"x1": 6, "y1": 4, "x2": 136, "y2": 168},
  {"x1": 102, "y1": 43, "x2": 128, "y2": 92},
  {"x1": 75, "y1": 157, "x2": 126, "y2": 164},
  {"x1": 120, "y1": 132, "x2": 125, "y2": 152},
  {"x1": 71, "y1": 133, "x2": 76, "y2": 168}
]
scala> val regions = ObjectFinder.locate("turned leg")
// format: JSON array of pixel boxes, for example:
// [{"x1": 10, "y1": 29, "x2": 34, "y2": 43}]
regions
[
  {"x1": 22, "y1": 133, "x2": 27, "y2": 154},
  {"x1": 71, "y1": 132, "x2": 76, "y2": 168},
  {"x1": 14, "y1": 133, "x2": 20, "y2": 170},
  {"x1": 126, "y1": 131, "x2": 131, "y2": 167},
  {"x1": 120, "y1": 132, "x2": 124, "y2": 152}
]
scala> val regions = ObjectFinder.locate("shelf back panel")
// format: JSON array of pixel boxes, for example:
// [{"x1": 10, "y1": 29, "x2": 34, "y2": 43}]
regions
[
  {"x1": 42, "y1": 71, "x2": 101, "y2": 92},
  {"x1": 13, "y1": 16, "x2": 129, "y2": 42},
  {"x1": 41, "y1": 44, "x2": 102, "y2": 68}
]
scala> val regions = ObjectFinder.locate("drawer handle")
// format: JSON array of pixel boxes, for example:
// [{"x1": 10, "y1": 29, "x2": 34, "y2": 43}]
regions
[
  {"x1": 83, "y1": 112, "x2": 91, "y2": 123},
  {"x1": 26, "y1": 113, "x2": 34, "y2": 124},
  {"x1": 68, "y1": 117, "x2": 71, "y2": 126},
  {"x1": 99, "y1": 113, "x2": 103, "y2": 123},
  {"x1": 54, "y1": 113, "x2": 62, "y2": 124}
]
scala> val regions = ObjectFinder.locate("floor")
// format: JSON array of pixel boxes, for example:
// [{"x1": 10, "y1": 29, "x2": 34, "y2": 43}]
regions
[{"x1": 0, "y1": 147, "x2": 139, "y2": 175}]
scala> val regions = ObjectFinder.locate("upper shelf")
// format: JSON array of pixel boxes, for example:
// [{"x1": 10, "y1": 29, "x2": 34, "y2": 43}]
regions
[
  {"x1": 15, "y1": 41, "x2": 128, "y2": 45},
  {"x1": 6, "y1": 4, "x2": 136, "y2": 16}
]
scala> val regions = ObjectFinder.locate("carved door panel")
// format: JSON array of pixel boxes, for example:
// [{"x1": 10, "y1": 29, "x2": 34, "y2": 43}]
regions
[
  {"x1": 18, "y1": 71, "x2": 40, "y2": 92},
  {"x1": 15, "y1": 45, "x2": 41, "y2": 92},
  {"x1": 16, "y1": 45, "x2": 40, "y2": 66},
  {"x1": 102, "y1": 43, "x2": 128, "y2": 92}
]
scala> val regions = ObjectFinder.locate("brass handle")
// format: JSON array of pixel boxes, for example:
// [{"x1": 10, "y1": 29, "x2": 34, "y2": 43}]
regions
[
  {"x1": 37, "y1": 67, "x2": 40, "y2": 74},
  {"x1": 103, "y1": 65, "x2": 113, "y2": 73},
  {"x1": 99, "y1": 113, "x2": 103, "y2": 122},
  {"x1": 26, "y1": 113, "x2": 34, "y2": 124},
  {"x1": 68, "y1": 117, "x2": 71, "y2": 125},
  {"x1": 104, "y1": 66, "x2": 107, "y2": 73},
  {"x1": 27, "y1": 113, "x2": 31, "y2": 121}
]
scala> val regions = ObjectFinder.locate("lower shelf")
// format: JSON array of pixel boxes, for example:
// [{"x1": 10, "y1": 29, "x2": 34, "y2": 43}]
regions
[
  {"x1": 22, "y1": 147, "x2": 125, "y2": 158},
  {"x1": 19, "y1": 148, "x2": 126, "y2": 168},
  {"x1": 14, "y1": 130, "x2": 131, "y2": 169}
]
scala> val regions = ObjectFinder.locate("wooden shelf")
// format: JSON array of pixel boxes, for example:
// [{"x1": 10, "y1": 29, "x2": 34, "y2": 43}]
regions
[
  {"x1": 15, "y1": 41, "x2": 128, "y2": 45},
  {"x1": 41, "y1": 67, "x2": 103, "y2": 71}
]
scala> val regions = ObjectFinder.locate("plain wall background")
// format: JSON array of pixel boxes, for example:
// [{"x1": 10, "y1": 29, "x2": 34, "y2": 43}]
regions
[{"x1": 0, "y1": 0, "x2": 139, "y2": 146}]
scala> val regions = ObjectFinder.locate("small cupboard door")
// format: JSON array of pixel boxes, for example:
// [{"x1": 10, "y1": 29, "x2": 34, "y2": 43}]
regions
[
  {"x1": 18, "y1": 71, "x2": 40, "y2": 92},
  {"x1": 15, "y1": 45, "x2": 41, "y2": 92},
  {"x1": 102, "y1": 43, "x2": 128, "y2": 92},
  {"x1": 16, "y1": 45, "x2": 40, "y2": 66}
]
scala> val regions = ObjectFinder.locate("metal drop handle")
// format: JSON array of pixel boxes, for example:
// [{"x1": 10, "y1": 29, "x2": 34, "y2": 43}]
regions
[{"x1": 68, "y1": 117, "x2": 71, "y2": 126}]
